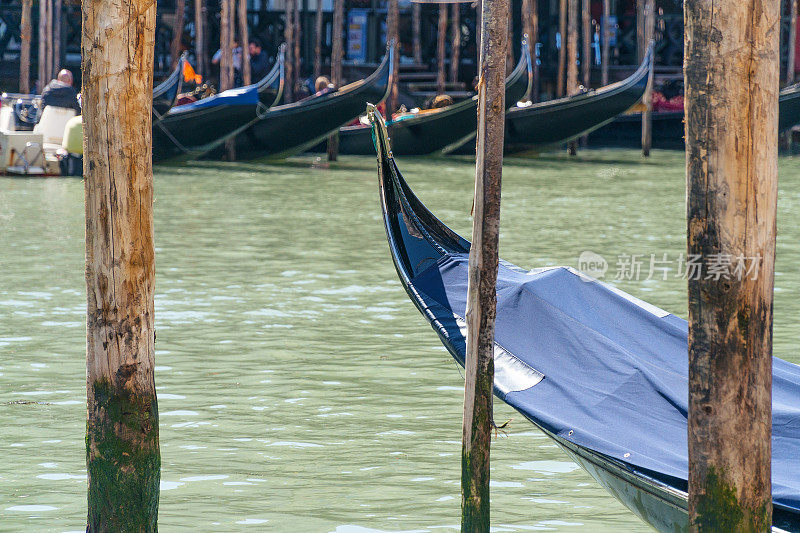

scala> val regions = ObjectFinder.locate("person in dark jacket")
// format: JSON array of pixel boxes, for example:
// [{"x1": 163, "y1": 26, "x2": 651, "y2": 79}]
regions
[
  {"x1": 40, "y1": 69, "x2": 81, "y2": 114},
  {"x1": 248, "y1": 40, "x2": 270, "y2": 82}
]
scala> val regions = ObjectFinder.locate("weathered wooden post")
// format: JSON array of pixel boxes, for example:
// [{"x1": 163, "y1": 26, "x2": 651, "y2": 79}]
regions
[
  {"x1": 38, "y1": 0, "x2": 48, "y2": 88},
  {"x1": 581, "y1": 0, "x2": 589, "y2": 88},
  {"x1": 685, "y1": 0, "x2": 778, "y2": 523},
  {"x1": 387, "y1": 0, "x2": 400, "y2": 114},
  {"x1": 52, "y1": 0, "x2": 60, "y2": 72},
  {"x1": 327, "y1": 0, "x2": 344, "y2": 160},
  {"x1": 450, "y1": 4, "x2": 461, "y2": 83},
  {"x1": 521, "y1": 0, "x2": 538, "y2": 101},
  {"x1": 640, "y1": 0, "x2": 654, "y2": 156},
  {"x1": 566, "y1": 0, "x2": 577, "y2": 154},
  {"x1": 19, "y1": 0, "x2": 31, "y2": 93},
  {"x1": 220, "y1": 0, "x2": 233, "y2": 91},
  {"x1": 293, "y1": 0, "x2": 301, "y2": 88},
  {"x1": 238, "y1": 0, "x2": 250, "y2": 85},
  {"x1": 601, "y1": 0, "x2": 610, "y2": 85},
  {"x1": 436, "y1": 5, "x2": 447, "y2": 94},
  {"x1": 557, "y1": 0, "x2": 567, "y2": 95},
  {"x1": 314, "y1": 0, "x2": 323, "y2": 78},
  {"x1": 171, "y1": 0, "x2": 185, "y2": 66},
  {"x1": 413, "y1": 3, "x2": 422, "y2": 64},
  {"x1": 194, "y1": 0, "x2": 206, "y2": 76},
  {"x1": 788, "y1": 0, "x2": 797, "y2": 84},
  {"x1": 45, "y1": 0, "x2": 53, "y2": 76},
  {"x1": 463, "y1": 0, "x2": 508, "y2": 526},
  {"x1": 284, "y1": 0, "x2": 295, "y2": 102},
  {"x1": 82, "y1": 0, "x2": 160, "y2": 526}
]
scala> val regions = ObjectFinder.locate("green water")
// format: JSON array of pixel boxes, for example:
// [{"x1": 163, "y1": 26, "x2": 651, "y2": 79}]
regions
[{"x1": 1, "y1": 149, "x2": 799, "y2": 532}]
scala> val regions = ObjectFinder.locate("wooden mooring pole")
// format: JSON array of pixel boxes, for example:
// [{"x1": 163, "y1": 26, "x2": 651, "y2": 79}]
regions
[
  {"x1": 37, "y1": 0, "x2": 48, "y2": 89},
  {"x1": 557, "y1": 0, "x2": 567, "y2": 95},
  {"x1": 171, "y1": 0, "x2": 185, "y2": 66},
  {"x1": 194, "y1": 0, "x2": 207, "y2": 77},
  {"x1": 284, "y1": 0, "x2": 295, "y2": 102},
  {"x1": 566, "y1": 0, "x2": 577, "y2": 154},
  {"x1": 82, "y1": 0, "x2": 160, "y2": 526},
  {"x1": 450, "y1": 4, "x2": 461, "y2": 83},
  {"x1": 327, "y1": 0, "x2": 344, "y2": 161},
  {"x1": 52, "y1": 0, "x2": 60, "y2": 73},
  {"x1": 437, "y1": 5, "x2": 448, "y2": 94},
  {"x1": 293, "y1": 0, "x2": 301, "y2": 89},
  {"x1": 462, "y1": 0, "x2": 508, "y2": 528},
  {"x1": 601, "y1": 0, "x2": 610, "y2": 85},
  {"x1": 387, "y1": 0, "x2": 400, "y2": 114},
  {"x1": 789, "y1": 0, "x2": 798, "y2": 85},
  {"x1": 19, "y1": 0, "x2": 31, "y2": 93},
  {"x1": 314, "y1": 0, "x2": 323, "y2": 78},
  {"x1": 413, "y1": 3, "x2": 422, "y2": 64},
  {"x1": 640, "y1": 0, "x2": 654, "y2": 156},
  {"x1": 238, "y1": 0, "x2": 251, "y2": 85},
  {"x1": 685, "y1": 0, "x2": 778, "y2": 524}
]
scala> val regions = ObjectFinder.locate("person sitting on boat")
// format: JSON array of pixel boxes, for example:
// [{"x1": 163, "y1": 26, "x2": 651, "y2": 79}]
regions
[
  {"x1": 40, "y1": 69, "x2": 81, "y2": 114},
  {"x1": 211, "y1": 39, "x2": 243, "y2": 87},
  {"x1": 314, "y1": 76, "x2": 335, "y2": 97},
  {"x1": 249, "y1": 39, "x2": 270, "y2": 81}
]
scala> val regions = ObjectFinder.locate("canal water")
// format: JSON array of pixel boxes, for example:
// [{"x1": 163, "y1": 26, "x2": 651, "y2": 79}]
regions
[{"x1": 2, "y1": 149, "x2": 799, "y2": 531}]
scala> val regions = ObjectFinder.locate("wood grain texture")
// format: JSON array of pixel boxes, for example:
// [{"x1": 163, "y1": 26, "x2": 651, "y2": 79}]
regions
[
  {"x1": 462, "y1": 0, "x2": 509, "y2": 529},
  {"x1": 314, "y1": 0, "x2": 323, "y2": 78},
  {"x1": 19, "y1": 0, "x2": 31, "y2": 93},
  {"x1": 685, "y1": 0, "x2": 778, "y2": 525},
  {"x1": 437, "y1": 5, "x2": 447, "y2": 95},
  {"x1": 238, "y1": 0, "x2": 250, "y2": 85},
  {"x1": 195, "y1": 0, "x2": 206, "y2": 76},
  {"x1": 81, "y1": 0, "x2": 159, "y2": 526},
  {"x1": 601, "y1": 0, "x2": 610, "y2": 85},
  {"x1": 557, "y1": 0, "x2": 567, "y2": 95},
  {"x1": 641, "y1": 0, "x2": 654, "y2": 156}
]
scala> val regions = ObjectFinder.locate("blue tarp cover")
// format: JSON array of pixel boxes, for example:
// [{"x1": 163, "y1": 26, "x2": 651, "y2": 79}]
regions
[
  {"x1": 410, "y1": 253, "x2": 800, "y2": 512},
  {"x1": 167, "y1": 85, "x2": 259, "y2": 114}
]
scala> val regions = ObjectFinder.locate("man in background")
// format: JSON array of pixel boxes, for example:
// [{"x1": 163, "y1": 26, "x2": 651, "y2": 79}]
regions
[
  {"x1": 249, "y1": 40, "x2": 270, "y2": 81},
  {"x1": 41, "y1": 69, "x2": 81, "y2": 114}
]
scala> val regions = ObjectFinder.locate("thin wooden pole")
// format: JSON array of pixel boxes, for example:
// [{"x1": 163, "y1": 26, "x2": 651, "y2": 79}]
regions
[
  {"x1": 506, "y1": 7, "x2": 513, "y2": 74},
  {"x1": 601, "y1": 0, "x2": 610, "y2": 85},
  {"x1": 327, "y1": 0, "x2": 344, "y2": 160},
  {"x1": 463, "y1": 0, "x2": 509, "y2": 527},
  {"x1": 412, "y1": 4, "x2": 422, "y2": 64},
  {"x1": 238, "y1": 0, "x2": 250, "y2": 85},
  {"x1": 387, "y1": 0, "x2": 399, "y2": 114},
  {"x1": 45, "y1": 0, "x2": 53, "y2": 77},
  {"x1": 581, "y1": 0, "x2": 589, "y2": 88},
  {"x1": 521, "y1": 0, "x2": 534, "y2": 100},
  {"x1": 685, "y1": 0, "x2": 777, "y2": 524},
  {"x1": 636, "y1": 0, "x2": 644, "y2": 60},
  {"x1": 566, "y1": 0, "x2": 578, "y2": 154},
  {"x1": 788, "y1": 0, "x2": 797, "y2": 84},
  {"x1": 641, "y1": 0, "x2": 654, "y2": 156},
  {"x1": 220, "y1": 0, "x2": 233, "y2": 90},
  {"x1": 293, "y1": 0, "x2": 302, "y2": 86},
  {"x1": 531, "y1": 0, "x2": 539, "y2": 101},
  {"x1": 450, "y1": 4, "x2": 461, "y2": 83},
  {"x1": 19, "y1": 0, "x2": 31, "y2": 93},
  {"x1": 284, "y1": 0, "x2": 295, "y2": 102},
  {"x1": 436, "y1": 5, "x2": 447, "y2": 94},
  {"x1": 82, "y1": 0, "x2": 160, "y2": 524},
  {"x1": 557, "y1": 0, "x2": 567, "y2": 95},
  {"x1": 171, "y1": 0, "x2": 185, "y2": 66},
  {"x1": 37, "y1": 0, "x2": 47, "y2": 89},
  {"x1": 194, "y1": 0, "x2": 206, "y2": 77},
  {"x1": 52, "y1": 0, "x2": 60, "y2": 73},
  {"x1": 314, "y1": 0, "x2": 323, "y2": 78}
]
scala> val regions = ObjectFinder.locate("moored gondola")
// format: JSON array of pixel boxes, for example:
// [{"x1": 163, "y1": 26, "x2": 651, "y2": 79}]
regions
[
  {"x1": 446, "y1": 44, "x2": 653, "y2": 155},
  {"x1": 587, "y1": 81, "x2": 800, "y2": 149},
  {"x1": 367, "y1": 104, "x2": 800, "y2": 533},
  {"x1": 220, "y1": 44, "x2": 394, "y2": 160},
  {"x1": 152, "y1": 54, "x2": 185, "y2": 116},
  {"x1": 326, "y1": 41, "x2": 531, "y2": 156},
  {"x1": 152, "y1": 49, "x2": 285, "y2": 161}
]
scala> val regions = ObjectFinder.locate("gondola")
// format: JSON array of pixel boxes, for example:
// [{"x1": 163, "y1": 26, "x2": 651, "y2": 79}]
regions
[
  {"x1": 367, "y1": 104, "x2": 800, "y2": 532},
  {"x1": 152, "y1": 50, "x2": 285, "y2": 161},
  {"x1": 219, "y1": 44, "x2": 394, "y2": 160},
  {"x1": 326, "y1": 41, "x2": 531, "y2": 156},
  {"x1": 587, "y1": 81, "x2": 800, "y2": 149},
  {"x1": 447, "y1": 44, "x2": 653, "y2": 155},
  {"x1": 152, "y1": 54, "x2": 185, "y2": 116}
]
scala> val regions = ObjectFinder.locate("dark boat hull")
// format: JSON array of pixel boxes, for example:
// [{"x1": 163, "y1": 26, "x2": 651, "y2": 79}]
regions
[
  {"x1": 588, "y1": 83, "x2": 800, "y2": 150},
  {"x1": 329, "y1": 43, "x2": 531, "y2": 156},
  {"x1": 223, "y1": 46, "x2": 394, "y2": 160},
  {"x1": 368, "y1": 107, "x2": 800, "y2": 533},
  {"x1": 448, "y1": 45, "x2": 653, "y2": 155}
]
